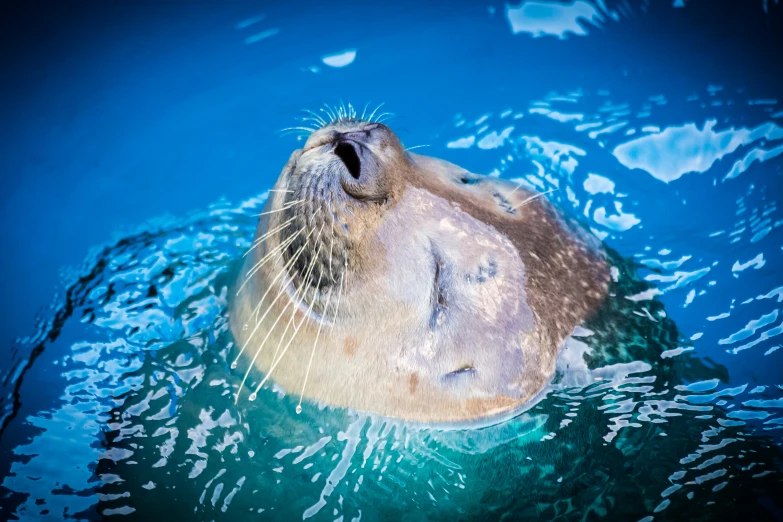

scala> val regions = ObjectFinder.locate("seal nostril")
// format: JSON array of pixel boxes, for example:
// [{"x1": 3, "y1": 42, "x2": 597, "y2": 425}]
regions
[{"x1": 335, "y1": 142, "x2": 361, "y2": 180}]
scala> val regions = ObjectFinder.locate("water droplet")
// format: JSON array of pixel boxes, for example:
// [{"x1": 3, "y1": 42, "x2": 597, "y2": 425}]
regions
[
  {"x1": 230, "y1": 362, "x2": 237, "y2": 370},
  {"x1": 249, "y1": 393, "x2": 257, "y2": 401},
  {"x1": 295, "y1": 405, "x2": 303, "y2": 414},
  {"x1": 243, "y1": 324, "x2": 248, "y2": 331}
]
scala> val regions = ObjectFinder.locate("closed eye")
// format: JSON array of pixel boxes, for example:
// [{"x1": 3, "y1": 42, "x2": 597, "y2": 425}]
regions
[{"x1": 444, "y1": 365, "x2": 476, "y2": 379}]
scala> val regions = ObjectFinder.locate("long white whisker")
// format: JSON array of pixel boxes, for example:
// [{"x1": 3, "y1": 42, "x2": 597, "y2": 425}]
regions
[
  {"x1": 272, "y1": 222, "x2": 325, "y2": 361},
  {"x1": 243, "y1": 216, "x2": 297, "y2": 258},
  {"x1": 268, "y1": 189, "x2": 294, "y2": 193},
  {"x1": 248, "y1": 226, "x2": 313, "y2": 324},
  {"x1": 374, "y1": 112, "x2": 393, "y2": 123},
  {"x1": 236, "y1": 227, "x2": 302, "y2": 294},
  {"x1": 234, "y1": 243, "x2": 309, "y2": 401},
  {"x1": 302, "y1": 109, "x2": 327, "y2": 127},
  {"x1": 512, "y1": 188, "x2": 559, "y2": 210},
  {"x1": 240, "y1": 204, "x2": 320, "y2": 286},
  {"x1": 234, "y1": 221, "x2": 325, "y2": 403},
  {"x1": 321, "y1": 104, "x2": 337, "y2": 123},
  {"x1": 360, "y1": 102, "x2": 371, "y2": 121},
  {"x1": 504, "y1": 179, "x2": 529, "y2": 199},
  {"x1": 251, "y1": 281, "x2": 318, "y2": 398},
  {"x1": 254, "y1": 199, "x2": 304, "y2": 217},
  {"x1": 233, "y1": 247, "x2": 307, "y2": 370},
  {"x1": 299, "y1": 116, "x2": 324, "y2": 127},
  {"x1": 232, "y1": 220, "x2": 321, "y2": 368},
  {"x1": 296, "y1": 284, "x2": 334, "y2": 414},
  {"x1": 405, "y1": 145, "x2": 430, "y2": 151},
  {"x1": 367, "y1": 103, "x2": 385, "y2": 123},
  {"x1": 339, "y1": 99, "x2": 347, "y2": 119},
  {"x1": 280, "y1": 126, "x2": 317, "y2": 134},
  {"x1": 253, "y1": 224, "x2": 326, "y2": 398},
  {"x1": 237, "y1": 290, "x2": 300, "y2": 402},
  {"x1": 329, "y1": 262, "x2": 346, "y2": 335}
]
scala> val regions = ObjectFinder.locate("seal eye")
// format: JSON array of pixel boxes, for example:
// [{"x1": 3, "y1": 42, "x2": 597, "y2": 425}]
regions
[
  {"x1": 444, "y1": 365, "x2": 477, "y2": 379},
  {"x1": 334, "y1": 142, "x2": 361, "y2": 180}
]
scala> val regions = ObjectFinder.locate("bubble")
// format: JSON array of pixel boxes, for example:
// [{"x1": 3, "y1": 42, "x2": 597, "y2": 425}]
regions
[
  {"x1": 243, "y1": 324, "x2": 248, "y2": 331},
  {"x1": 296, "y1": 405, "x2": 303, "y2": 414},
  {"x1": 249, "y1": 393, "x2": 257, "y2": 401},
  {"x1": 230, "y1": 362, "x2": 238, "y2": 370}
]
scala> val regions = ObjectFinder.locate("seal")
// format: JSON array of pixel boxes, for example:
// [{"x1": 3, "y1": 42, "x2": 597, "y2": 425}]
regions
[{"x1": 229, "y1": 107, "x2": 610, "y2": 425}]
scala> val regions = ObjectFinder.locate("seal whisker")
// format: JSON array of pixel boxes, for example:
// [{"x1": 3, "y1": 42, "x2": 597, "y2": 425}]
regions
[
  {"x1": 299, "y1": 116, "x2": 325, "y2": 127},
  {"x1": 360, "y1": 102, "x2": 371, "y2": 121},
  {"x1": 301, "y1": 109, "x2": 327, "y2": 127},
  {"x1": 234, "y1": 221, "x2": 321, "y2": 368},
  {"x1": 272, "y1": 222, "x2": 326, "y2": 362},
  {"x1": 251, "y1": 256, "x2": 325, "y2": 400},
  {"x1": 268, "y1": 189, "x2": 294, "y2": 193},
  {"x1": 320, "y1": 105, "x2": 337, "y2": 123},
  {"x1": 331, "y1": 104, "x2": 345, "y2": 122},
  {"x1": 504, "y1": 179, "x2": 529, "y2": 199},
  {"x1": 243, "y1": 223, "x2": 326, "y2": 402},
  {"x1": 374, "y1": 112, "x2": 394, "y2": 123},
  {"x1": 242, "y1": 217, "x2": 296, "y2": 257},
  {"x1": 237, "y1": 227, "x2": 303, "y2": 294},
  {"x1": 279, "y1": 126, "x2": 317, "y2": 135},
  {"x1": 241, "y1": 206, "x2": 321, "y2": 286},
  {"x1": 233, "y1": 242, "x2": 309, "y2": 370},
  {"x1": 512, "y1": 188, "x2": 559, "y2": 210},
  {"x1": 234, "y1": 225, "x2": 324, "y2": 403},
  {"x1": 236, "y1": 277, "x2": 304, "y2": 402},
  {"x1": 329, "y1": 261, "x2": 347, "y2": 335},
  {"x1": 327, "y1": 208, "x2": 336, "y2": 284},
  {"x1": 245, "y1": 215, "x2": 296, "y2": 255},
  {"x1": 234, "y1": 248, "x2": 309, "y2": 399},
  {"x1": 405, "y1": 144, "x2": 431, "y2": 151},
  {"x1": 248, "y1": 235, "x2": 311, "y2": 324},
  {"x1": 296, "y1": 284, "x2": 334, "y2": 414},
  {"x1": 367, "y1": 102, "x2": 385, "y2": 123},
  {"x1": 251, "y1": 215, "x2": 296, "y2": 245},
  {"x1": 254, "y1": 199, "x2": 305, "y2": 217}
]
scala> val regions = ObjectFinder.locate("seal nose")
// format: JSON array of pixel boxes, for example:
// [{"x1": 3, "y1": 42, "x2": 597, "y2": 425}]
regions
[
  {"x1": 332, "y1": 129, "x2": 388, "y2": 202},
  {"x1": 334, "y1": 141, "x2": 361, "y2": 180}
]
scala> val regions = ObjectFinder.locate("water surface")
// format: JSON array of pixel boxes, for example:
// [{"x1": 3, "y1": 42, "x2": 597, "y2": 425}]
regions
[{"x1": 1, "y1": 1, "x2": 782, "y2": 520}]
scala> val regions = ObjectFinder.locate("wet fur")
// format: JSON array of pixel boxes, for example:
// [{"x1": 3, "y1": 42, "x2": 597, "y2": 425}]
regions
[{"x1": 229, "y1": 118, "x2": 610, "y2": 424}]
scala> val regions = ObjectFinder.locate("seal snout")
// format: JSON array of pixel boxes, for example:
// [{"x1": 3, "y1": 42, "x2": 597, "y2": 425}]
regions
[
  {"x1": 328, "y1": 125, "x2": 391, "y2": 203},
  {"x1": 334, "y1": 141, "x2": 361, "y2": 180}
]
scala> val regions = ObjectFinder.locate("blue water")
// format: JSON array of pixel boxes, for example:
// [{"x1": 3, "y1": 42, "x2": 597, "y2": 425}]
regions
[{"x1": 1, "y1": 0, "x2": 782, "y2": 520}]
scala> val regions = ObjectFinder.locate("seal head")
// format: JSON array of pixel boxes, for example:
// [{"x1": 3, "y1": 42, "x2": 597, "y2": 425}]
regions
[{"x1": 230, "y1": 117, "x2": 609, "y2": 425}]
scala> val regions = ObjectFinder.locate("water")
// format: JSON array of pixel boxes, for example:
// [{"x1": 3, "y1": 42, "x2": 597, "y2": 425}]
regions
[{"x1": 1, "y1": 1, "x2": 782, "y2": 520}]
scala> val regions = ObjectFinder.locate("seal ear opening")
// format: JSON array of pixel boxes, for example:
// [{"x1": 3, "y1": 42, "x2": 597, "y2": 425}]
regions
[{"x1": 334, "y1": 142, "x2": 361, "y2": 180}]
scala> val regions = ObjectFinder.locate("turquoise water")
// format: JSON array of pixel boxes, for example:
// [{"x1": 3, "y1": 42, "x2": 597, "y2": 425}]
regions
[{"x1": 2, "y1": 1, "x2": 783, "y2": 520}]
